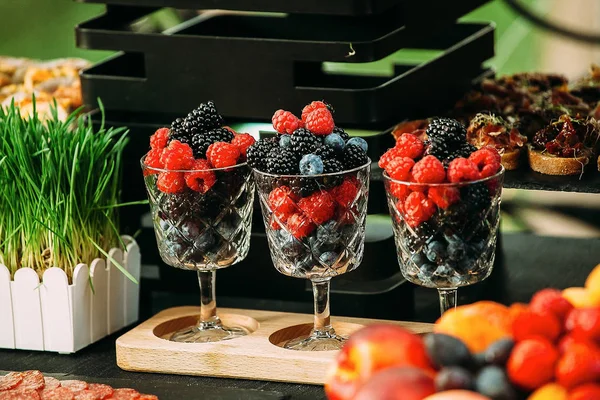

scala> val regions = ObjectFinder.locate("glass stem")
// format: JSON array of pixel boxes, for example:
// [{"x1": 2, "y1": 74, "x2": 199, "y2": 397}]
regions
[
  {"x1": 438, "y1": 288, "x2": 458, "y2": 315},
  {"x1": 198, "y1": 270, "x2": 221, "y2": 329},
  {"x1": 312, "y1": 279, "x2": 334, "y2": 337}
]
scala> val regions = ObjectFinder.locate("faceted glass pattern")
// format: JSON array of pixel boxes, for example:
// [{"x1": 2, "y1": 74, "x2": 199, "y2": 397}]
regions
[
  {"x1": 143, "y1": 165, "x2": 254, "y2": 271},
  {"x1": 254, "y1": 166, "x2": 370, "y2": 281},
  {"x1": 384, "y1": 170, "x2": 504, "y2": 290}
]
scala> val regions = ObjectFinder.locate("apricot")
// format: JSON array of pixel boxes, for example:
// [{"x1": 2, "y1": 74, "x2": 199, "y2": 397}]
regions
[
  {"x1": 585, "y1": 264, "x2": 600, "y2": 306},
  {"x1": 527, "y1": 383, "x2": 568, "y2": 400},
  {"x1": 562, "y1": 288, "x2": 597, "y2": 309},
  {"x1": 325, "y1": 324, "x2": 434, "y2": 400},
  {"x1": 435, "y1": 301, "x2": 512, "y2": 353},
  {"x1": 423, "y1": 390, "x2": 491, "y2": 400},
  {"x1": 353, "y1": 367, "x2": 435, "y2": 400}
]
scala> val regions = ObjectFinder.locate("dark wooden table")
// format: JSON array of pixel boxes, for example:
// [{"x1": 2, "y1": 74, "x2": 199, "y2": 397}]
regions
[{"x1": 1, "y1": 233, "x2": 599, "y2": 399}]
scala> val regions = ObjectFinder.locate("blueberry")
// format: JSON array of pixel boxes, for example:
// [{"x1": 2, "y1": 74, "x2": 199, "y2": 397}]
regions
[
  {"x1": 482, "y1": 338, "x2": 515, "y2": 366},
  {"x1": 434, "y1": 264, "x2": 456, "y2": 277},
  {"x1": 159, "y1": 219, "x2": 172, "y2": 233},
  {"x1": 299, "y1": 154, "x2": 324, "y2": 175},
  {"x1": 166, "y1": 241, "x2": 185, "y2": 258},
  {"x1": 474, "y1": 366, "x2": 517, "y2": 400},
  {"x1": 424, "y1": 333, "x2": 473, "y2": 368},
  {"x1": 317, "y1": 220, "x2": 341, "y2": 244},
  {"x1": 281, "y1": 234, "x2": 304, "y2": 259},
  {"x1": 194, "y1": 229, "x2": 215, "y2": 253},
  {"x1": 180, "y1": 220, "x2": 200, "y2": 240},
  {"x1": 347, "y1": 137, "x2": 368, "y2": 152},
  {"x1": 279, "y1": 135, "x2": 292, "y2": 148},
  {"x1": 324, "y1": 133, "x2": 345, "y2": 153},
  {"x1": 410, "y1": 252, "x2": 428, "y2": 267},
  {"x1": 435, "y1": 367, "x2": 474, "y2": 391},
  {"x1": 426, "y1": 241, "x2": 447, "y2": 264},
  {"x1": 419, "y1": 263, "x2": 436, "y2": 275},
  {"x1": 444, "y1": 233, "x2": 462, "y2": 244},
  {"x1": 448, "y1": 240, "x2": 466, "y2": 261},
  {"x1": 319, "y1": 251, "x2": 339, "y2": 266}
]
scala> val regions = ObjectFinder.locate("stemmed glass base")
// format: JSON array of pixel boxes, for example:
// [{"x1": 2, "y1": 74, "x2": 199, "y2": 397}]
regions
[
  {"x1": 284, "y1": 327, "x2": 346, "y2": 351},
  {"x1": 170, "y1": 318, "x2": 249, "y2": 343},
  {"x1": 438, "y1": 288, "x2": 458, "y2": 315}
]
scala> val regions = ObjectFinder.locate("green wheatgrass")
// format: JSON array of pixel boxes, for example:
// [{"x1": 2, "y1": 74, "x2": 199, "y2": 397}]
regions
[{"x1": 0, "y1": 99, "x2": 134, "y2": 283}]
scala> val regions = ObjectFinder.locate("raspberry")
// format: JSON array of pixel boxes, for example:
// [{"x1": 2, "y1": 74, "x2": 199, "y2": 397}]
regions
[
  {"x1": 156, "y1": 172, "x2": 185, "y2": 193},
  {"x1": 184, "y1": 159, "x2": 216, "y2": 193},
  {"x1": 272, "y1": 110, "x2": 301, "y2": 134},
  {"x1": 231, "y1": 133, "x2": 256, "y2": 158},
  {"x1": 384, "y1": 157, "x2": 415, "y2": 181},
  {"x1": 337, "y1": 205, "x2": 358, "y2": 225},
  {"x1": 469, "y1": 147, "x2": 502, "y2": 178},
  {"x1": 160, "y1": 140, "x2": 195, "y2": 170},
  {"x1": 378, "y1": 147, "x2": 401, "y2": 170},
  {"x1": 428, "y1": 186, "x2": 460, "y2": 209},
  {"x1": 301, "y1": 101, "x2": 329, "y2": 122},
  {"x1": 298, "y1": 191, "x2": 336, "y2": 224},
  {"x1": 395, "y1": 133, "x2": 424, "y2": 159},
  {"x1": 287, "y1": 213, "x2": 315, "y2": 239},
  {"x1": 268, "y1": 186, "x2": 297, "y2": 216},
  {"x1": 530, "y1": 289, "x2": 574, "y2": 322},
  {"x1": 411, "y1": 155, "x2": 446, "y2": 184},
  {"x1": 206, "y1": 142, "x2": 240, "y2": 168},
  {"x1": 403, "y1": 191, "x2": 436, "y2": 228},
  {"x1": 388, "y1": 182, "x2": 411, "y2": 201},
  {"x1": 144, "y1": 148, "x2": 164, "y2": 176},
  {"x1": 331, "y1": 177, "x2": 359, "y2": 208},
  {"x1": 512, "y1": 309, "x2": 562, "y2": 342},
  {"x1": 447, "y1": 158, "x2": 481, "y2": 183},
  {"x1": 305, "y1": 108, "x2": 335, "y2": 135},
  {"x1": 150, "y1": 127, "x2": 170, "y2": 150},
  {"x1": 507, "y1": 338, "x2": 559, "y2": 391}
]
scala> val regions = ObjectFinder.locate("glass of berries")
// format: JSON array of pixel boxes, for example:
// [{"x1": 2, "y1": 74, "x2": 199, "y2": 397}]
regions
[
  {"x1": 249, "y1": 101, "x2": 371, "y2": 351},
  {"x1": 380, "y1": 118, "x2": 505, "y2": 315},
  {"x1": 141, "y1": 101, "x2": 257, "y2": 343}
]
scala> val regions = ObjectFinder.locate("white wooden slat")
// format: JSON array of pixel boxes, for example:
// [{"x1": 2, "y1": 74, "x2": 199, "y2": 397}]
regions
[
  {"x1": 123, "y1": 238, "x2": 141, "y2": 326},
  {"x1": 0, "y1": 264, "x2": 15, "y2": 349},
  {"x1": 12, "y1": 268, "x2": 44, "y2": 351},
  {"x1": 107, "y1": 249, "x2": 125, "y2": 334},
  {"x1": 71, "y1": 264, "x2": 92, "y2": 352},
  {"x1": 40, "y1": 267, "x2": 73, "y2": 353},
  {"x1": 89, "y1": 259, "x2": 108, "y2": 343}
]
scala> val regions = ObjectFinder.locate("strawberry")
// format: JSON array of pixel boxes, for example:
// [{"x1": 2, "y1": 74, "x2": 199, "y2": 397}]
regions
[
  {"x1": 556, "y1": 342, "x2": 600, "y2": 389},
  {"x1": 512, "y1": 309, "x2": 562, "y2": 343},
  {"x1": 530, "y1": 288, "x2": 574, "y2": 322},
  {"x1": 507, "y1": 337, "x2": 559, "y2": 391}
]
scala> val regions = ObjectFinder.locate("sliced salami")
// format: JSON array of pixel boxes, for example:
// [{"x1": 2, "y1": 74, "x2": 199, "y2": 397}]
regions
[
  {"x1": 40, "y1": 387, "x2": 75, "y2": 400},
  {"x1": 138, "y1": 395, "x2": 158, "y2": 400},
  {"x1": 110, "y1": 388, "x2": 140, "y2": 400},
  {"x1": 42, "y1": 377, "x2": 61, "y2": 390},
  {"x1": 0, "y1": 373, "x2": 23, "y2": 392},
  {"x1": 73, "y1": 390, "x2": 100, "y2": 400},
  {"x1": 18, "y1": 371, "x2": 45, "y2": 391},
  {"x1": 60, "y1": 381, "x2": 88, "y2": 392},
  {"x1": 0, "y1": 389, "x2": 41, "y2": 400},
  {"x1": 87, "y1": 384, "x2": 113, "y2": 400}
]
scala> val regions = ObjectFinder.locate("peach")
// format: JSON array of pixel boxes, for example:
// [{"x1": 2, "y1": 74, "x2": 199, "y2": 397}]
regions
[
  {"x1": 562, "y1": 288, "x2": 597, "y2": 309},
  {"x1": 423, "y1": 390, "x2": 491, "y2": 400},
  {"x1": 353, "y1": 367, "x2": 435, "y2": 400},
  {"x1": 527, "y1": 383, "x2": 568, "y2": 400},
  {"x1": 585, "y1": 264, "x2": 600, "y2": 306},
  {"x1": 325, "y1": 324, "x2": 434, "y2": 400}
]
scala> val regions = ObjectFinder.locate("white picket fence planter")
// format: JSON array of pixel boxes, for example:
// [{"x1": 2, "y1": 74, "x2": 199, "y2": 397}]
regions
[{"x1": 0, "y1": 236, "x2": 141, "y2": 353}]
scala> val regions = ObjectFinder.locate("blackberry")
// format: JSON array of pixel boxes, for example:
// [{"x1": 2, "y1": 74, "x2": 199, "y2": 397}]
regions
[
  {"x1": 453, "y1": 143, "x2": 478, "y2": 159},
  {"x1": 184, "y1": 101, "x2": 224, "y2": 134},
  {"x1": 266, "y1": 148, "x2": 299, "y2": 175},
  {"x1": 426, "y1": 118, "x2": 467, "y2": 146},
  {"x1": 169, "y1": 130, "x2": 191, "y2": 145},
  {"x1": 323, "y1": 158, "x2": 343, "y2": 174},
  {"x1": 159, "y1": 191, "x2": 202, "y2": 221},
  {"x1": 405, "y1": 222, "x2": 435, "y2": 252},
  {"x1": 333, "y1": 126, "x2": 350, "y2": 142},
  {"x1": 290, "y1": 128, "x2": 322, "y2": 155},
  {"x1": 292, "y1": 177, "x2": 319, "y2": 197},
  {"x1": 190, "y1": 128, "x2": 234, "y2": 159},
  {"x1": 343, "y1": 144, "x2": 369, "y2": 170},
  {"x1": 314, "y1": 145, "x2": 337, "y2": 161},
  {"x1": 461, "y1": 183, "x2": 491, "y2": 214},
  {"x1": 246, "y1": 137, "x2": 278, "y2": 171},
  {"x1": 425, "y1": 137, "x2": 461, "y2": 164},
  {"x1": 196, "y1": 192, "x2": 225, "y2": 219},
  {"x1": 170, "y1": 118, "x2": 184, "y2": 136}
]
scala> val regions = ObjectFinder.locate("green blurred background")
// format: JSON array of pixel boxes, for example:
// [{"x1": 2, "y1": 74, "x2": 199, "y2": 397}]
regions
[{"x1": 0, "y1": 0, "x2": 543, "y2": 75}]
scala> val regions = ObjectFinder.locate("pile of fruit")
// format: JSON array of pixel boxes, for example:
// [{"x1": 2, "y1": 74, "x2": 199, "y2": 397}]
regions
[
  {"x1": 144, "y1": 100, "x2": 255, "y2": 194},
  {"x1": 325, "y1": 263, "x2": 600, "y2": 400},
  {"x1": 248, "y1": 101, "x2": 370, "y2": 278},
  {"x1": 0, "y1": 370, "x2": 158, "y2": 399},
  {"x1": 142, "y1": 101, "x2": 255, "y2": 265},
  {"x1": 380, "y1": 118, "x2": 503, "y2": 288}
]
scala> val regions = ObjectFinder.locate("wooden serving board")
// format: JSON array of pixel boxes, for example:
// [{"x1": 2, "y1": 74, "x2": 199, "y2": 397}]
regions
[{"x1": 116, "y1": 306, "x2": 433, "y2": 385}]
